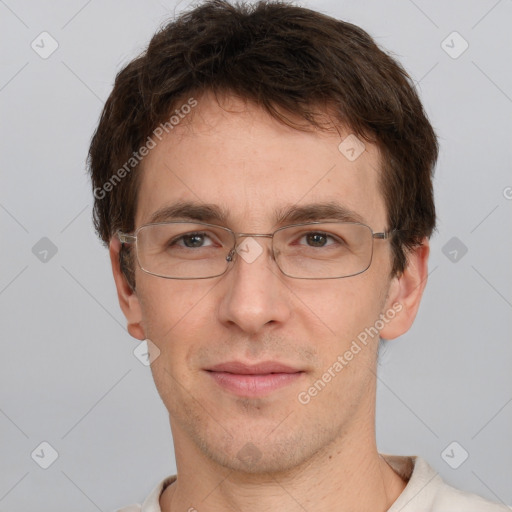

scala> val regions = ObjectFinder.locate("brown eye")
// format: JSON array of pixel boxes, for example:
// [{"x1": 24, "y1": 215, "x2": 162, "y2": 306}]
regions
[
  {"x1": 305, "y1": 232, "x2": 329, "y2": 247},
  {"x1": 181, "y1": 233, "x2": 207, "y2": 248}
]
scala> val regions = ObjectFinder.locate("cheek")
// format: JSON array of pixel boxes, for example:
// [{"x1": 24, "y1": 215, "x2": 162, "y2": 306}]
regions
[
  {"x1": 304, "y1": 275, "x2": 387, "y2": 341},
  {"x1": 139, "y1": 280, "x2": 213, "y2": 415},
  {"x1": 295, "y1": 277, "x2": 388, "y2": 410},
  {"x1": 136, "y1": 276, "x2": 215, "y2": 353}
]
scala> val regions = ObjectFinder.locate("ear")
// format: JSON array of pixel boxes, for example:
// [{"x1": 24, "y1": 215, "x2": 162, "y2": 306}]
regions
[
  {"x1": 379, "y1": 238, "x2": 430, "y2": 340},
  {"x1": 109, "y1": 236, "x2": 146, "y2": 340}
]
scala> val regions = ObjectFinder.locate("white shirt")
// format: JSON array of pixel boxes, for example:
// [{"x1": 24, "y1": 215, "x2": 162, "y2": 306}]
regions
[{"x1": 115, "y1": 454, "x2": 511, "y2": 512}]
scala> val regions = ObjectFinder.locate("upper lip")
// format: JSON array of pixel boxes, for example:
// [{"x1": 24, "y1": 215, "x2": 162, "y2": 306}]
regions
[{"x1": 206, "y1": 361, "x2": 302, "y2": 375}]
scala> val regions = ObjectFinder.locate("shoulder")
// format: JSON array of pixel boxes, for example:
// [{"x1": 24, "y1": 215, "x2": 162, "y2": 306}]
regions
[
  {"x1": 430, "y1": 480, "x2": 511, "y2": 511},
  {"x1": 383, "y1": 454, "x2": 511, "y2": 512},
  {"x1": 111, "y1": 474, "x2": 177, "y2": 512}
]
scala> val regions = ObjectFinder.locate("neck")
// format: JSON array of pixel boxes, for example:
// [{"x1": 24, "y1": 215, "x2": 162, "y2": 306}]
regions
[{"x1": 161, "y1": 424, "x2": 407, "y2": 512}]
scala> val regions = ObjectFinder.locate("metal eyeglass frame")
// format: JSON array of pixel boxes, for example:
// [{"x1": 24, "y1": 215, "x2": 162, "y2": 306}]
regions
[{"x1": 117, "y1": 220, "x2": 395, "y2": 280}]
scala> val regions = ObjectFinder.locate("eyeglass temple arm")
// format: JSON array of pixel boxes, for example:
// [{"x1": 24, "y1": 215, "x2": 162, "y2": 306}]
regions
[
  {"x1": 373, "y1": 230, "x2": 396, "y2": 240},
  {"x1": 117, "y1": 231, "x2": 136, "y2": 244}
]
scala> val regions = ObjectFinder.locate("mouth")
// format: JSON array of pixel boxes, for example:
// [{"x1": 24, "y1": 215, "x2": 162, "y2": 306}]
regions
[{"x1": 205, "y1": 361, "x2": 305, "y2": 397}]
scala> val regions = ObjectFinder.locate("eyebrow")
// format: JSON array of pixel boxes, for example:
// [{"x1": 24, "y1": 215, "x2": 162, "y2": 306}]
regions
[
  {"x1": 146, "y1": 200, "x2": 366, "y2": 227},
  {"x1": 147, "y1": 201, "x2": 230, "y2": 225},
  {"x1": 274, "y1": 202, "x2": 365, "y2": 225}
]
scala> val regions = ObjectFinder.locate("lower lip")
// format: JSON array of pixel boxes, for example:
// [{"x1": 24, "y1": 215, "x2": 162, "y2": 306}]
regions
[{"x1": 207, "y1": 371, "x2": 303, "y2": 397}]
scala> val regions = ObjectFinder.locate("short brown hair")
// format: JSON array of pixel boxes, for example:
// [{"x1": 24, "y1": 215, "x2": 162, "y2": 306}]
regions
[{"x1": 87, "y1": 0, "x2": 438, "y2": 288}]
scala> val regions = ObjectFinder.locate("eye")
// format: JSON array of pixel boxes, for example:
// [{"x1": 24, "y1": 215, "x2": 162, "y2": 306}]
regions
[
  {"x1": 171, "y1": 232, "x2": 216, "y2": 249},
  {"x1": 298, "y1": 231, "x2": 339, "y2": 248}
]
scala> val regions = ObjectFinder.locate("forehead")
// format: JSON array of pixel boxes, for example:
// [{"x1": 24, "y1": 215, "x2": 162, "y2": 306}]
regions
[{"x1": 135, "y1": 92, "x2": 387, "y2": 231}]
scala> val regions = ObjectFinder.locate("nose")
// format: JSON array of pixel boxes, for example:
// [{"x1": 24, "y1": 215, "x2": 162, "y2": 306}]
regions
[{"x1": 217, "y1": 236, "x2": 292, "y2": 335}]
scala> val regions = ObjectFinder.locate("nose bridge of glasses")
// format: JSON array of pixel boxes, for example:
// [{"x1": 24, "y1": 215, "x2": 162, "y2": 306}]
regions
[
  {"x1": 235, "y1": 232, "x2": 274, "y2": 238},
  {"x1": 233, "y1": 232, "x2": 275, "y2": 251},
  {"x1": 225, "y1": 232, "x2": 275, "y2": 264}
]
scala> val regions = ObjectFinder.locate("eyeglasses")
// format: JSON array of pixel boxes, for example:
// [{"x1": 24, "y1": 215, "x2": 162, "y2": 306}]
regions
[{"x1": 117, "y1": 221, "x2": 395, "y2": 280}]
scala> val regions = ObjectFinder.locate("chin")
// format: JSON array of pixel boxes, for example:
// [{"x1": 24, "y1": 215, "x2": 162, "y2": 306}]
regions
[
  {"x1": 211, "y1": 446, "x2": 306, "y2": 475},
  {"x1": 195, "y1": 427, "x2": 320, "y2": 476}
]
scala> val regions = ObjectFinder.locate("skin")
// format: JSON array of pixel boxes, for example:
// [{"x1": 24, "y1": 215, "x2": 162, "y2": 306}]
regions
[{"x1": 110, "y1": 91, "x2": 429, "y2": 511}]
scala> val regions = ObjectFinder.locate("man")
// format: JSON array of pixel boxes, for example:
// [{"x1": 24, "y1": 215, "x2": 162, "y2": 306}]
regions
[{"x1": 87, "y1": 1, "x2": 510, "y2": 510}]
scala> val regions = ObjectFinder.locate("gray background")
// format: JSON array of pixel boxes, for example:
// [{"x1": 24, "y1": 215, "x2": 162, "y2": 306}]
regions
[{"x1": 1, "y1": 0, "x2": 511, "y2": 510}]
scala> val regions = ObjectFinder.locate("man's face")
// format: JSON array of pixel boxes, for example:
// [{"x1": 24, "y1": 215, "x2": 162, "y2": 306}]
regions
[{"x1": 127, "y1": 92, "x2": 399, "y2": 472}]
